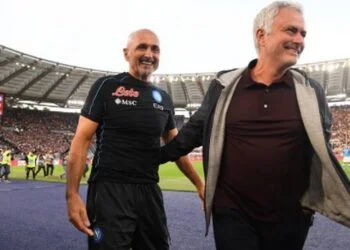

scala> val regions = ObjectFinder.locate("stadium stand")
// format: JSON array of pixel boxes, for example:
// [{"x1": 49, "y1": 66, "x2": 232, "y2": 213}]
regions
[
  {"x1": 330, "y1": 105, "x2": 350, "y2": 154},
  {"x1": 168, "y1": 80, "x2": 187, "y2": 108},
  {"x1": 299, "y1": 59, "x2": 349, "y2": 102},
  {"x1": 0, "y1": 108, "x2": 76, "y2": 154},
  {"x1": 0, "y1": 104, "x2": 349, "y2": 162},
  {"x1": 181, "y1": 75, "x2": 204, "y2": 105},
  {"x1": 1, "y1": 44, "x2": 349, "y2": 109},
  {"x1": 326, "y1": 62, "x2": 347, "y2": 96},
  {"x1": 0, "y1": 44, "x2": 350, "y2": 161},
  {"x1": 0, "y1": 107, "x2": 187, "y2": 155}
]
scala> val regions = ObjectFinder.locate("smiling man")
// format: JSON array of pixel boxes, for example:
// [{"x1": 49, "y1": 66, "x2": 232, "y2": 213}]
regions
[
  {"x1": 124, "y1": 29, "x2": 160, "y2": 81},
  {"x1": 160, "y1": 1, "x2": 350, "y2": 250},
  {"x1": 65, "y1": 29, "x2": 204, "y2": 250}
]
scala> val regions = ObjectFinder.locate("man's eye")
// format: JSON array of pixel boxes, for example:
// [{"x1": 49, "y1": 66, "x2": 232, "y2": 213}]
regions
[
  {"x1": 287, "y1": 28, "x2": 297, "y2": 34},
  {"x1": 137, "y1": 45, "x2": 147, "y2": 50},
  {"x1": 152, "y1": 46, "x2": 160, "y2": 53}
]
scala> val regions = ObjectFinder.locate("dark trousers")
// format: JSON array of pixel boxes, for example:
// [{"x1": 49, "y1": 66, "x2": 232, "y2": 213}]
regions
[
  {"x1": 35, "y1": 165, "x2": 47, "y2": 177},
  {"x1": 46, "y1": 164, "x2": 54, "y2": 176},
  {"x1": 213, "y1": 207, "x2": 313, "y2": 250},
  {"x1": 26, "y1": 167, "x2": 36, "y2": 180},
  {"x1": 87, "y1": 182, "x2": 169, "y2": 250},
  {"x1": 0, "y1": 164, "x2": 10, "y2": 180}
]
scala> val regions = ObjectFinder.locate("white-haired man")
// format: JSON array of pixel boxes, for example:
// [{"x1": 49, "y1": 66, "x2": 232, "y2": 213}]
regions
[{"x1": 161, "y1": 1, "x2": 350, "y2": 249}]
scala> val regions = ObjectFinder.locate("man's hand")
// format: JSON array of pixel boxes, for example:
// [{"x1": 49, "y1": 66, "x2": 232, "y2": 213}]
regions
[{"x1": 66, "y1": 193, "x2": 94, "y2": 236}]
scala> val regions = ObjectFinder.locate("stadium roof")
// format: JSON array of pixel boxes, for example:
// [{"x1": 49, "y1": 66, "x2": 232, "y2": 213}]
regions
[{"x1": 0, "y1": 44, "x2": 349, "y2": 110}]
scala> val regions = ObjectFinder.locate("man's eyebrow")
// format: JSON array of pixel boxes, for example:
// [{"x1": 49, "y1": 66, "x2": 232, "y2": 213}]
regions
[
  {"x1": 136, "y1": 43, "x2": 148, "y2": 48},
  {"x1": 136, "y1": 43, "x2": 160, "y2": 50}
]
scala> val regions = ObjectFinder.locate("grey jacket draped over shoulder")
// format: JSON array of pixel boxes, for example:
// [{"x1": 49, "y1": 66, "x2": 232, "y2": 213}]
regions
[{"x1": 161, "y1": 66, "x2": 350, "y2": 235}]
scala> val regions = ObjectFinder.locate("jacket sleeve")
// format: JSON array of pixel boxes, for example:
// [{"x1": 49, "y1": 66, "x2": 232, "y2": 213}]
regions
[{"x1": 160, "y1": 80, "x2": 221, "y2": 163}]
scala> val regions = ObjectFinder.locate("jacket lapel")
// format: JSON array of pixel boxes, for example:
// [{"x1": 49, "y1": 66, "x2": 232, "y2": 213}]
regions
[
  {"x1": 293, "y1": 75, "x2": 328, "y2": 208},
  {"x1": 293, "y1": 75, "x2": 329, "y2": 164},
  {"x1": 205, "y1": 69, "x2": 244, "y2": 219}
]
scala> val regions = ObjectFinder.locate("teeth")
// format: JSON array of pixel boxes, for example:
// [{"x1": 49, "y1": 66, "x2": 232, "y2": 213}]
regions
[
  {"x1": 285, "y1": 45, "x2": 300, "y2": 53},
  {"x1": 286, "y1": 47, "x2": 299, "y2": 55},
  {"x1": 141, "y1": 61, "x2": 152, "y2": 65}
]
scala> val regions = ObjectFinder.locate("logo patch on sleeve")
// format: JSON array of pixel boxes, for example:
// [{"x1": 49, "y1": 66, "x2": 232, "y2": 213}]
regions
[{"x1": 152, "y1": 90, "x2": 162, "y2": 103}]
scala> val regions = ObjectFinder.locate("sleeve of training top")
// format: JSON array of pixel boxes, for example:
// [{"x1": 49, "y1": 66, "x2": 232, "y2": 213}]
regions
[
  {"x1": 81, "y1": 77, "x2": 109, "y2": 122},
  {"x1": 162, "y1": 90, "x2": 176, "y2": 131}
]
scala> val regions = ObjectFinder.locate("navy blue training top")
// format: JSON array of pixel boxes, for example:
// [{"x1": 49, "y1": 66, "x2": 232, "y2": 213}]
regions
[{"x1": 81, "y1": 72, "x2": 175, "y2": 183}]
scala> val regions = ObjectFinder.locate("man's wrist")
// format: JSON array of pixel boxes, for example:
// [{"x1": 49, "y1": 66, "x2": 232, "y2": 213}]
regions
[
  {"x1": 65, "y1": 190, "x2": 79, "y2": 200},
  {"x1": 196, "y1": 181, "x2": 204, "y2": 190}
]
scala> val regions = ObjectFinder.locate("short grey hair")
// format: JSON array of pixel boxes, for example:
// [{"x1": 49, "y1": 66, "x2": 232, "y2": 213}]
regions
[
  {"x1": 125, "y1": 29, "x2": 159, "y2": 48},
  {"x1": 253, "y1": 1, "x2": 303, "y2": 52}
]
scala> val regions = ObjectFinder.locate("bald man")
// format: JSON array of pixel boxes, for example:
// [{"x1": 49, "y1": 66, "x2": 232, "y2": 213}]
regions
[{"x1": 66, "y1": 29, "x2": 204, "y2": 250}]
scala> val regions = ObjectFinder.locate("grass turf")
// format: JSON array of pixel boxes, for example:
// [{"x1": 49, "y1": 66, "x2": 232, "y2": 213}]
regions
[
  {"x1": 5, "y1": 162, "x2": 205, "y2": 192},
  {"x1": 6, "y1": 162, "x2": 350, "y2": 192}
]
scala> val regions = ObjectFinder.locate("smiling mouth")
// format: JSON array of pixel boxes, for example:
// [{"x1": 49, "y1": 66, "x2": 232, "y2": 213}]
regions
[
  {"x1": 139, "y1": 59, "x2": 155, "y2": 67},
  {"x1": 289, "y1": 49, "x2": 299, "y2": 56},
  {"x1": 139, "y1": 55, "x2": 156, "y2": 65},
  {"x1": 141, "y1": 61, "x2": 152, "y2": 65},
  {"x1": 285, "y1": 45, "x2": 301, "y2": 56}
]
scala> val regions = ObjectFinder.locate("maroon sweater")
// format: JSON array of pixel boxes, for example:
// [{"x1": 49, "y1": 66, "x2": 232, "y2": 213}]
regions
[{"x1": 213, "y1": 62, "x2": 312, "y2": 222}]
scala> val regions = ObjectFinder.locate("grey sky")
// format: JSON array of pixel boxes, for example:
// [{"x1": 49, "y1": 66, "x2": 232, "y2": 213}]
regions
[{"x1": 1, "y1": 0, "x2": 349, "y2": 73}]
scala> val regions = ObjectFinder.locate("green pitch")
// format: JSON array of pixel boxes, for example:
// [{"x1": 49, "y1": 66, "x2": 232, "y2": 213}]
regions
[
  {"x1": 343, "y1": 165, "x2": 350, "y2": 177},
  {"x1": 158, "y1": 161, "x2": 204, "y2": 191},
  {"x1": 7, "y1": 165, "x2": 86, "y2": 184},
  {"x1": 6, "y1": 162, "x2": 205, "y2": 192},
  {"x1": 6, "y1": 162, "x2": 350, "y2": 192}
]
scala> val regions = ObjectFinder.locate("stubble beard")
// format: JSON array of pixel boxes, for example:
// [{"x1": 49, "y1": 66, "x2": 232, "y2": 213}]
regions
[{"x1": 140, "y1": 70, "x2": 152, "y2": 82}]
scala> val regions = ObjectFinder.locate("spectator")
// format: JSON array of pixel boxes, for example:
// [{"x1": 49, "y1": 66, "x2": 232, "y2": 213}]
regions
[
  {"x1": 26, "y1": 151, "x2": 37, "y2": 180},
  {"x1": 34, "y1": 154, "x2": 47, "y2": 178}
]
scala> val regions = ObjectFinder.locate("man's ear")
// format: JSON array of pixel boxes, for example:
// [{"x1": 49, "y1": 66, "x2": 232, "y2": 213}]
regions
[
  {"x1": 256, "y1": 29, "x2": 266, "y2": 49},
  {"x1": 123, "y1": 48, "x2": 128, "y2": 60}
]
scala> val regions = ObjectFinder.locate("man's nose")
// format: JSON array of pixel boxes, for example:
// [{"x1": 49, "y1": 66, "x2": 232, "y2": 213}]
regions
[
  {"x1": 294, "y1": 32, "x2": 304, "y2": 44},
  {"x1": 144, "y1": 47, "x2": 153, "y2": 57}
]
